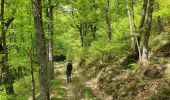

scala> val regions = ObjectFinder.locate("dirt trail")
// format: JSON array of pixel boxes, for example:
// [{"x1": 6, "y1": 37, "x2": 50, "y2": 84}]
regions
[
  {"x1": 29, "y1": 62, "x2": 112, "y2": 100},
  {"x1": 49, "y1": 62, "x2": 82, "y2": 100},
  {"x1": 57, "y1": 62, "x2": 99, "y2": 100},
  {"x1": 66, "y1": 83, "x2": 76, "y2": 100},
  {"x1": 65, "y1": 63, "x2": 112, "y2": 100},
  {"x1": 83, "y1": 70, "x2": 113, "y2": 100},
  {"x1": 57, "y1": 63, "x2": 79, "y2": 100}
]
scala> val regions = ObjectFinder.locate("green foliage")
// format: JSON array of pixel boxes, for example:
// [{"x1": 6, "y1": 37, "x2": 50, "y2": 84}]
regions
[
  {"x1": 160, "y1": 86, "x2": 170, "y2": 95},
  {"x1": 1, "y1": 0, "x2": 170, "y2": 99},
  {"x1": 112, "y1": 0, "x2": 127, "y2": 21},
  {"x1": 0, "y1": 75, "x2": 39, "y2": 100}
]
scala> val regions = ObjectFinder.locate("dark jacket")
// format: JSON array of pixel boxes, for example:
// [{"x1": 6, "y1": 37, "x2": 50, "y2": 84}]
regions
[{"x1": 67, "y1": 62, "x2": 73, "y2": 72}]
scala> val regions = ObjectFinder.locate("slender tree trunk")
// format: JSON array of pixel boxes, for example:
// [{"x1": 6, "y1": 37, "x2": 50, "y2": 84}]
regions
[
  {"x1": 137, "y1": 0, "x2": 148, "y2": 44},
  {"x1": 142, "y1": 0, "x2": 154, "y2": 61},
  {"x1": 127, "y1": 0, "x2": 142, "y2": 60},
  {"x1": 105, "y1": 0, "x2": 112, "y2": 42},
  {"x1": 48, "y1": 0, "x2": 54, "y2": 80},
  {"x1": 17, "y1": 66, "x2": 22, "y2": 78},
  {"x1": 131, "y1": 0, "x2": 137, "y2": 29},
  {"x1": 0, "y1": 66, "x2": 1, "y2": 78},
  {"x1": 135, "y1": 0, "x2": 148, "y2": 60},
  {"x1": 31, "y1": 0, "x2": 50, "y2": 100},
  {"x1": 91, "y1": 0, "x2": 97, "y2": 41},
  {"x1": 77, "y1": 24, "x2": 84, "y2": 47},
  {"x1": 80, "y1": 25, "x2": 84, "y2": 47},
  {"x1": 90, "y1": 25, "x2": 97, "y2": 40},
  {"x1": 30, "y1": 48, "x2": 35, "y2": 100},
  {"x1": 155, "y1": 2, "x2": 163, "y2": 34},
  {"x1": 30, "y1": 34, "x2": 36, "y2": 100},
  {"x1": 0, "y1": 0, "x2": 14, "y2": 94},
  {"x1": 157, "y1": 16, "x2": 163, "y2": 34},
  {"x1": 126, "y1": 0, "x2": 135, "y2": 45}
]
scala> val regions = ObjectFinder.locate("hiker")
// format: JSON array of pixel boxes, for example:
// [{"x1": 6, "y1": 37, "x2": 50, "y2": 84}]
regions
[{"x1": 66, "y1": 60, "x2": 73, "y2": 83}]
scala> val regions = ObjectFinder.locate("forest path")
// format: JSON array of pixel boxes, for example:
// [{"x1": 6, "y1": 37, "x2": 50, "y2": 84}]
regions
[
  {"x1": 28, "y1": 62, "x2": 111, "y2": 100},
  {"x1": 51, "y1": 62, "x2": 99, "y2": 100}
]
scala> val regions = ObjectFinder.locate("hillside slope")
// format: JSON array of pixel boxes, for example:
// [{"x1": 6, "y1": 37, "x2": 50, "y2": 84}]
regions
[{"x1": 78, "y1": 24, "x2": 170, "y2": 100}]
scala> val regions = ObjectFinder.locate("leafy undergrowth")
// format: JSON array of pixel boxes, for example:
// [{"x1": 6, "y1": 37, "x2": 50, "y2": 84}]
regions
[
  {"x1": 0, "y1": 62, "x2": 67, "y2": 100},
  {"x1": 0, "y1": 73, "x2": 40, "y2": 100}
]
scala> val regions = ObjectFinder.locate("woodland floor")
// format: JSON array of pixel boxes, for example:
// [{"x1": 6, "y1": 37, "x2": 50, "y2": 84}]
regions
[{"x1": 49, "y1": 62, "x2": 112, "y2": 100}]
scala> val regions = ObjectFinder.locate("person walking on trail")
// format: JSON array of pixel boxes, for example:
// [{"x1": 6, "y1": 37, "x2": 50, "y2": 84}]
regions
[{"x1": 66, "y1": 60, "x2": 73, "y2": 83}]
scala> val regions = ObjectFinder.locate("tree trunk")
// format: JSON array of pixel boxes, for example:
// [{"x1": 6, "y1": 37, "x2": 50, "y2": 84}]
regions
[
  {"x1": 157, "y1": 16, "x2": 163, "y2": 34},
  {"x1": 31, "y1": 0, "x2": 50, "y2": 100},
  {"x1": 80, "y1": 25, "x2": 84, "y2": 47},
  {"x1": 105, "y1": 0, "x2": 112, "y2": 42},
  {"x1": 30, "y1": 48, "x2": 35, "y2": 100},
  {"x1": 127, "y1": 0, "x2": 142, "y2": 60},
  {"x1": 17, "y1": 66, "x2": 23, "y2": 78},
  {"x1": 0, "y1": 0, "x2": 14, "y2": 94},
  {"x1": 135, "y1": 0, "x2": 148, "y2": 60},
  {"x1": 90, "y1": 0, "x2": 97, "y2": 41},
  {"x1": 142, "y1": 0, "x2": 154, "y2": 62},
  {"x1": 90, "y1": 25, "x2": 97, "y2": 40},
  {"x1": 131, "y1": 0, "x2": 137, "y2": 29},
  {"x1": 77, "y1": 24, "x2": 84, "y2": 47},
  {"x1": 48, "y1": 0, "x2": 55, "y2": 80},
  {"x1": 126, "y1": 0, "x2": 135, "y2": 46}
]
